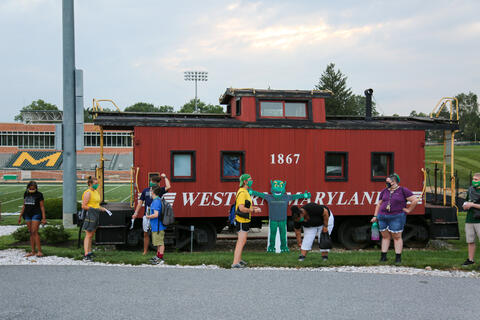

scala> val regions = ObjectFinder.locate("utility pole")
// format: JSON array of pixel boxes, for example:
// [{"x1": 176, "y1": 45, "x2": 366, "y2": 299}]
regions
[{"x1": 62, "y1": 0, "x2": 77, "y2": 227}]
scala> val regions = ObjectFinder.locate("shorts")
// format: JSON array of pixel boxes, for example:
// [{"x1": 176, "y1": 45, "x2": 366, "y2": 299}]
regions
[
  {"x1": 152, "y1": 230, "x2": 165, "y2": 246},
  {"x1": 142, "y1": 215, "x2": 151, "y2": 233},
  {"x1": 301, "y1": 213, "x2": 334, "y2": 252},
  {"x1": 24, "y1": 213, "x2": 41, "y2": 222},
  {"x1": 465, "y1": 223, "x2": 480, "y2": 243},
  {"x1": 82, "y1": 208, "x2": 100, "y2": 232},
  {"x1": 377, "y1": 212, "x2": 406, "y2": 233},
  {"x1": 235, "y1": 222, "x2": 250, "y2": 233}
]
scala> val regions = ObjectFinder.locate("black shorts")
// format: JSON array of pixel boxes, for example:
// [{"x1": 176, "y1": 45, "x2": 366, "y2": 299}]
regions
[{"x1": 235, "y1": 222, "x2": 250, "y2": 233}]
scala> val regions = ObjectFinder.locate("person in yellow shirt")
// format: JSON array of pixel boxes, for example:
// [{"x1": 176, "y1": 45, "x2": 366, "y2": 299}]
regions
[
  {"x1": 232, "y1": 173, "x2": 261, "y2": 268},
  {"x1": 81, "y1": 176, "x2": 106, "y2": 262}
]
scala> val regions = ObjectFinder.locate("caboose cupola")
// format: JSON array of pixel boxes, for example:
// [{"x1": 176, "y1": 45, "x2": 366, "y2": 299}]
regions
[{"x1": 219, "y1": 88, "x2": 332, "y2": 124}]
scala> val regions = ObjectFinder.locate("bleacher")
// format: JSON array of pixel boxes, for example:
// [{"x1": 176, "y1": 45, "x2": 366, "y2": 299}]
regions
[
  {"x1": 0, "y1": 152, "x2": 132, "y2": 171},
  {"x1": 76, "y1": 153, "x2": 132, "y2": 170},
  {"x1": 0, "y1": 153, "x2": 13, "y2": 169}
]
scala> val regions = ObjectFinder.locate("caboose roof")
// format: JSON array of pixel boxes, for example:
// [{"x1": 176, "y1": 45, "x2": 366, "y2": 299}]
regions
[
  {"x1": 218, "y1": 88, "x2": 332, "y2": 104},
  {"x1": 93, "y1": 111, "x2": 458, "y2": 131}
]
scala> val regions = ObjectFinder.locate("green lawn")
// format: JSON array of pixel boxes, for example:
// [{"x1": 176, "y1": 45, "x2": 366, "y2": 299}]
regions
[
  {"x1": 425, "y1": 145, "x2": 480, "y2": 189},
  {"x1": 0, "y1": 212, "x2": 477, "y2": 270},
  {"x1": 0, "y1": 183, "x2": 132, "y2": 213}
]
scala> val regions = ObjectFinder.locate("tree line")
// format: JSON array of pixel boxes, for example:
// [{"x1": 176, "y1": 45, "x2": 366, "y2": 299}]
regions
[{"x1": 14, "y1": 63, "x2": 478, "y2": 141}]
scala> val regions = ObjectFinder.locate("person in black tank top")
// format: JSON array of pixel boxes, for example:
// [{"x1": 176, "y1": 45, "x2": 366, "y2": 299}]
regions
[
  {"x1": 18, "y1": 181, "x2": 46, "y2": 257},
  {"x1": 292, "y1": 203, "x2": 334, "y2": 261}
]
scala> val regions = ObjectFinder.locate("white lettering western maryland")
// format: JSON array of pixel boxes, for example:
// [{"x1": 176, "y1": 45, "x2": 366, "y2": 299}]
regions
[{"x1": 165, "y1": 191, "x2": 423, "y2": 207}]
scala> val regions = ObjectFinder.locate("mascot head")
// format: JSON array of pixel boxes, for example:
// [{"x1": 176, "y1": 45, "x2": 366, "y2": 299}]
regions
[{"x1": 270, "y1": 180, "x2": 286, "y2": 199}]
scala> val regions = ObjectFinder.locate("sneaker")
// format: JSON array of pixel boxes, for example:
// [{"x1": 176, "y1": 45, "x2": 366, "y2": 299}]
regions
[
  {"x1": 322, "y1": 255, "x2": 328, "y2": 261},
  {"x1": 380, "y1": 254, "x2": 387, "y2": 262},
  {"x1": 231, "y1": 263, "x2": 244, "y2": 268},
  {"x1": 395, "y1": 256, "x2": 402, "y2": 264},
  {"x1": 462, "y1": 259, "x2": 475, "y2": 266},
  {"x1": 83, "y1": 255, "x2": 93, "y2": 262},
  {"x1": 239, "y1": 260, "x2": 248, "y2": 266},
  {"x1": 151, "y1": 256, "x2": 164, "y2": 265},
  {"x1": 298, "y1": 255, "x2": 305, "y2": 262}
]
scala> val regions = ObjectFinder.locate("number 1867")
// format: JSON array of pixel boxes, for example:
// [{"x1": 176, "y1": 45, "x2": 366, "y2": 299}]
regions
[{"x1": 270, "y1": 153, "x2": 300, "y2": 165}]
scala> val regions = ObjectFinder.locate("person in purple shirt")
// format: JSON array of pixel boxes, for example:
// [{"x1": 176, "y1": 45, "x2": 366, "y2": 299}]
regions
[{"x1": 371, "y1": 173, "x2": 418, "y2": 264}]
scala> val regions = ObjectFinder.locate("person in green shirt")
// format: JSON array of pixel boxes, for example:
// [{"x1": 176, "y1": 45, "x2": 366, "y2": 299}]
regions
[{"x1": 461, "y1": 173, "x2": 480, "y2": 266}]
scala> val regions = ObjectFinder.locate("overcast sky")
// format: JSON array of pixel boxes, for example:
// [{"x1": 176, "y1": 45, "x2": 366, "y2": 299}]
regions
[{"x1": 0, "y1": 0, "x2": 478, "y2": 122}]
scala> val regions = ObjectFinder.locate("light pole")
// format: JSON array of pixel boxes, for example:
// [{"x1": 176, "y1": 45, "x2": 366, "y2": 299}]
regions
[{"x1": 184, "y1": 71, "x2": 208, "y2": 113}]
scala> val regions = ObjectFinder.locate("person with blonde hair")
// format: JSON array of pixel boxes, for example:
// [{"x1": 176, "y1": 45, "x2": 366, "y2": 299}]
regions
[{"x1": 81, "y1": 176, "x2": 106, "y2": 262}]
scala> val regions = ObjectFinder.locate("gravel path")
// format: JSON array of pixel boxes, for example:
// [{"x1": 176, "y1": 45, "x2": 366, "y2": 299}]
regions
[
  {"x1": 1, "y1": 248, "x2": 479, "y2": 278},
  {"x1": 2, "y1": 225, "x2": 478, "y2": 279},
  {"x1": 0, "y1": 226, "x2": 20, "y2": 236}
]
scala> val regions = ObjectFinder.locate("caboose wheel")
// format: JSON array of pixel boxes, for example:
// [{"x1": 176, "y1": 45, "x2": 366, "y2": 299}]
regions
[
  {"x1": 194, "y1": 223, "x2": 217, "y2": 250},
  {"x1": 403, "y1": 219, "x2": 429, "y2": 248},
  {"x1": 338, "y1": 219, "x2": 370, "y2": 250}
]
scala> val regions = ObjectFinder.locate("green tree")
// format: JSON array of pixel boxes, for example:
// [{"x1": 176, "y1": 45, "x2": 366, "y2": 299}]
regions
[
  {"x1": 124, "y1": 102, "x2": 175, "y2": 113},
  {"x1": 315, "y1": 63, "x2": 377, "y2": 116},
  {"x1": 84, "y1": 107, "x2": 94, "y2": 123},
  {"x1": 158, "y1": 105, "x2": 174, "y2": 112},
  {"x1": 15, "y1": 99, "x2": 59, "y2": 122},
  {"x1": 179, "y1": 99, "x2": 224, "y2": 114},
  {"x1": 456, "y1": 92, "x2": 480, "y2": 141},
  {"x1": 124, "y1": 102, "x2": 157, "y2": 112}
]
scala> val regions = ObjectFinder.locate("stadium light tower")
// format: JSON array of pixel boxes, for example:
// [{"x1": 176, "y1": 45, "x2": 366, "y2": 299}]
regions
[{"x1": 184, "y1": 71, "x2": 208, "y2": 113}]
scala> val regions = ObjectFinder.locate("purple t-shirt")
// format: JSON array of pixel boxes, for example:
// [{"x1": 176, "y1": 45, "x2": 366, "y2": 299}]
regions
[{"x1": 378, "y1": 186, "x2": 413, "y2": 215}]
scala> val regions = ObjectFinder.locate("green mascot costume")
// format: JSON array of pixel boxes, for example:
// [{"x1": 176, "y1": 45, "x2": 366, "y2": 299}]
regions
[{"x1": 250, "y1": 180, "x2": 310, "y2": 252}]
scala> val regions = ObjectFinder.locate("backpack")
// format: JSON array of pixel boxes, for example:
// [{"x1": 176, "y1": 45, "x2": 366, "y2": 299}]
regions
[
  {"x1": 159, "y1": 197, "x2": 175, "y2": 230},
  {"x1": 77, "y1": 209, "x2": 86, "y2": 227},
  {"x1": 228, "y1": 190, "x2": 247, "y2": 226},
  {"x1": 228, "y1": 204, "x2": 236, "y2": 226}
]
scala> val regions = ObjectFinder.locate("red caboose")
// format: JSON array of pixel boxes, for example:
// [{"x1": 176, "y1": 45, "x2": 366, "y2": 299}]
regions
[{"x1": 94, "y1": 88, "x2": 459, "y2": 249}]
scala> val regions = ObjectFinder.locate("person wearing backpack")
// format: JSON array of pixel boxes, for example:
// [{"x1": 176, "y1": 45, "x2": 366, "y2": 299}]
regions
[
  {"x1": 146, "y1": 186, "x2": 167, "y2": 265},
  {"x1": 232, "y1": 174, "x2": 261, "y2": 268},
  {"x1": 132, "y1": 173, "x2": 171, "y2": 255}
]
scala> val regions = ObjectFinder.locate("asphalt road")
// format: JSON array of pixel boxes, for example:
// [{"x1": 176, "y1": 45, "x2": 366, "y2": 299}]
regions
[{"x1": 0, "y1": 265, "x2": 479, "y2": 320}]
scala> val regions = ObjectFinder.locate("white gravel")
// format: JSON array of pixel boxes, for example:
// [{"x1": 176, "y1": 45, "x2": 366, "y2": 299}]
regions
[
  {"x1": 0, "y1": 226, "x2": 20, "y2": 237},
  {"x1": 1, "y1": 226, "x2": 478, "y2": 278},
  {"x1": 0, "y1": 248, "x2": 478, "y2": 278}
]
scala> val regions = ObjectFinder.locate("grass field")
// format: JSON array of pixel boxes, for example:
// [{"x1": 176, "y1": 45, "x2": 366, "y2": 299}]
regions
[
  {"x1": 1, "y1": 145, "x2": 479, "y2": 213},
  {"x1": 0, "y1": 212, "x2": 477, "y2": 270},
  {"x1": 0, "y1": 184, "x2": 132, "y2": 213},
  {"x1": 425, "y1": 144, "x2": 480, "y2": 189}
]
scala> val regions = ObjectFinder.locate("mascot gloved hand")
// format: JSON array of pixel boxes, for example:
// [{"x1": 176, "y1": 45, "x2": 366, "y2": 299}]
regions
[{"x1": 249, "y1": 180, "x2": 310, "y2": 253}]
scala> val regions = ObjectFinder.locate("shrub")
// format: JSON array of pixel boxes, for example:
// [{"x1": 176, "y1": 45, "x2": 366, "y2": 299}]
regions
[
  {"x1": 12, "y1": 226, "x2": 30, "y2": 241},
  {"x1": 40, "y1": 225, "x2": 70, "y2": 243},
  {"x1": 44, "y1": 198, "x2": 82, "y2": 219}
]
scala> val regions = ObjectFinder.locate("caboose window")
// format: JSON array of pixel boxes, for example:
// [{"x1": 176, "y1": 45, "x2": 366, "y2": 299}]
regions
[
  {"x1": 285, "y1": 102, "x2": 306, "y2": 117},
  {"x1": 260, "y1": 101, "x2": 307, "y2": 118},
  {"x1": 221, "y1": 151, "x2": 245, "y2": 181},
  {"x1": 371, "y1": 152, "x2": 394, "y2": 181},
  {"x1": 325, "y1": 152, "x2": 348, "y2": 181},
  {"x1": 171, "y1": 151, "x2": 196, "y2": 182},
  {"x1": 261, "y1": 102, "x2": 283, "y2": 117}
]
